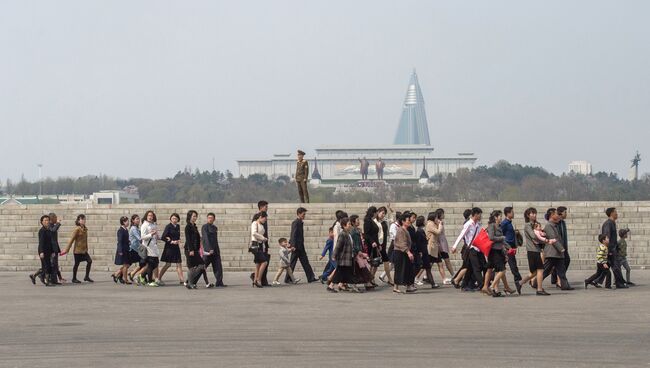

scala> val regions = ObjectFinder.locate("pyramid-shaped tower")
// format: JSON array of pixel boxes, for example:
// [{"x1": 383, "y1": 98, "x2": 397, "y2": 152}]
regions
[{"x1": 393, "y1": 70, "x2": 431, "y2": 146}]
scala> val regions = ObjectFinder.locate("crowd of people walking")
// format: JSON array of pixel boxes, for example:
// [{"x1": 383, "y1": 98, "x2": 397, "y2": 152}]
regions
[{"x1": 29, "y1": 202, "x2": 636, "y2": 295}]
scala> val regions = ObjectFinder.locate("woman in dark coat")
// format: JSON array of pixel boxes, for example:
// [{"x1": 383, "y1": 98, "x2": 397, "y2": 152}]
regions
[
  {"x1": 112, "y1": 216, "x2": 131, "y2": 284},
  {"x1": 351, "y1": 215, "x2": 372, "y2": 290},
  {"x1": 184, "y1": 210, "x2": 205, "y2": 289},
  {"x1": 159, "y1": 213, "x2": 185, "y2": 285},
  {"x1": 330, "y1": 217, "x2": 354, "y2": 293},
  {"x1": 414, "y1": 215, "x2": 437, "y2": 289},
  {"x1": 363, "y1": 207, "x2": 381, "y2": 285}
]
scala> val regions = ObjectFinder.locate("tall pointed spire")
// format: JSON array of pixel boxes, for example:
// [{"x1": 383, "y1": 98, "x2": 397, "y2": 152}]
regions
[{"x1": 394, "y1": 69, "x2": 431, "y2": 146}]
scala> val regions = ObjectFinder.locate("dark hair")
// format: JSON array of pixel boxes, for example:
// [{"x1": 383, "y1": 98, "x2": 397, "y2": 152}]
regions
[
  {"x1": 605, "y1": 207, "x2": 616, "y2": 217},
  {"x1": 258, "y1": 200, "x2": 268, "y2": 209},
  {"x1": 207, "y1": 212, "x2": 216, "y2": 218},
  {"x1": 488, "y1": 210, "x2": 502, "y2": 224},
  {"x1": 395, "y1": 211, "x2": 403, "y2": 225},
  {"x1": 402, "y1": 211, "x2": 412, "y2": 219},
  {"x1": 258, "y1": 211, "x2": 268, "y2": 219},
  {"x1": 186, "y1": 210, "x2": 198, "y2": 224},
  {"x1": 410, "y1": 212, "x2": 417, "y2": 219},
  {"x1": 524, "y1": 207, "x2": 537, "y2": 223},
  {"x1": 557, "y1": 206, "x2": 567, "y2": 215},
  {"x1": 470, "y1": 207, "x2": 482, "y2": 216},
  {"x1": 377, "y1": 206, "x2": 387, "y2": 214},
  {"x1": 400, "y1": 212, "x2": 411, "y2": 223},
  {"x1": 278, "y1": 237, "x2": 287, "y2": 244},
  {"x1": 119, "y1": 216, "x2": 128, "y2": 226},
  {"x1": 463, "y1": 209, "x2": 472, "y2": 221},
  {"x1": 328, "y1": 226, "x2": 334, "y2": 232},
  {"x1": 297, "y1": 207, "x2": 307, "y2": 215},
  {"x1": 48, "y1": 212, "x2": 57, "y2": 218},
  {"x1": 427, "y1": 212, "x2": 436, "y2": 222},
  {"x1": 40, "y1": 215, "x2": 50, "y2": 224},
  {"x1": 143, "y1": 210, "x2": 157, "y2": 223},
  {"x1": 435, "y1": 208, "x2": 445, "y2": 218},
  {"x1": 365, "y1": 206, "x2": 378, "y2": 221},
  {"x1": 335, "y1": 210, "x2": 344, "y2": 220},
  {"x1": 619, "y1": 228, "x2": 630, "y2": 238},
  {"x1": 170, "y1": 213, "x2": 180, "y2": 221},
  {"x1": 75, "y1": 214, "x2": 86, "y2": 227},
  {"x1": 350, "y1": 214, "x2": 360, "y2": 226},
  {"x1": 340, "y1": 217, "x2": 350, "y2": 227},
  {"x1": 130, "y1": 214, "x2": 140, "y2": 227},
  {"x1": 504, "y1": 207, "x2": 513, "y2": 217},
  {"x1": 545, "y1": 208, "x2": 556, "y2": 221},
  {"x1": 416, "y1": 215, "x2": 425, "y2": 228},
  {"x1": 598, "y1": 234, "x2": 608, "y2": 244}
]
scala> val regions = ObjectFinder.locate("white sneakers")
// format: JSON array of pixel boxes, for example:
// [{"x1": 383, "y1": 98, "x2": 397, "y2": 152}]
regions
[{"x1": 443, "y1": 278, "x2": 452, "y2": 285}]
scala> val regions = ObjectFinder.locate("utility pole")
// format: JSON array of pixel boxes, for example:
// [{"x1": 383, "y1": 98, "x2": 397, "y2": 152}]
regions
[{"x1": 37, "y1": 164, "x2": 43, "y2": 196}]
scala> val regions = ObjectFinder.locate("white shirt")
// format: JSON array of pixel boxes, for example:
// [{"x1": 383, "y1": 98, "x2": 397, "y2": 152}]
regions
[
  {"x1": 388, "y1": 221, "x2": 399, "y2": 244},
  {"x1": 140, "y1": 221, "x2": 160, "y2": 257},
  {"x1": 374, "y1": 218, "x2": 384, "y2": 245},
  {"x1": 451, "y1": 219, "x2": 481, "y2": 252},
  {"x1": 251, "y1": 221, "x2": 266, "y2": 243}
]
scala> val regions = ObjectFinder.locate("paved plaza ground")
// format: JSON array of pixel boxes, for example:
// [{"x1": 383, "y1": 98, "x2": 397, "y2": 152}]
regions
[{"x1": 1, "y1": 270, "x2": 649, "y2": 368}]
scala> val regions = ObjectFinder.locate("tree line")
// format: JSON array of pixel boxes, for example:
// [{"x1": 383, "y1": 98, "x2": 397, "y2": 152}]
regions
[{"x1": 2, "y1": 161, "x2": 649, "y2": 203}]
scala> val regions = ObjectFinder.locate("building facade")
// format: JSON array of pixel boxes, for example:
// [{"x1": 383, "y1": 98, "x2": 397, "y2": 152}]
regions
[{"x1": 237, "y1": 70, "x2": 477, "y2": 183}]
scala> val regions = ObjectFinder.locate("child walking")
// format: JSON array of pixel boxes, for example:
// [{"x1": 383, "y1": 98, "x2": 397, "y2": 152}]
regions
[
  {"x1": 318, "y1": 227, "x2": 336, "y2": 283},
  {"x1": 618, "y1": 228, "x2": 634, "y2": 286},
  {"x1": 584, "y1": 234, "x2": 611, "y2": 289},
  {"x1": 273, "y1": 238, "x2": 300, "y2": 285}
]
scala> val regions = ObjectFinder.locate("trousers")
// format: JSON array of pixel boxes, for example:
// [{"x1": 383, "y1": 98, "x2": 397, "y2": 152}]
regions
[
  {"x1": 285, "y1": 246, "x2": 315, "y2": 283},
  {"x1": 542, "y1": 257, "x2": 570, "y2": 289},
  {"x1": 203, "y1": 253, "x2": 224, "y2": 285},
  {"x1": 297, "y1": 181, "x2": 309, "y2": 203}
]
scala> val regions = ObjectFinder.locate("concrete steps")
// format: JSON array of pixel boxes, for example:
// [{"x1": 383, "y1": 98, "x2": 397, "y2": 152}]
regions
[{"x1": 2, "y1": 201, "x2": 650, "y2": 272}]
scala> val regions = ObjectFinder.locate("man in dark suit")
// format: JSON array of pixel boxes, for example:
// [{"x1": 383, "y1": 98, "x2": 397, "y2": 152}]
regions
[
  {"x1": 599, "y1": 208, "x2": 628, "y2": 289},
  {"x1": 285, "y1": 207, "x2": 318, "y2": 283}
]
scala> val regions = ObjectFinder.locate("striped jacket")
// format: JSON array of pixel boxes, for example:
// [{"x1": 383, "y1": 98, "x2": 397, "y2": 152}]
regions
[{"x1": 596, "y1": 244, "x2": 608, "y2": 264}]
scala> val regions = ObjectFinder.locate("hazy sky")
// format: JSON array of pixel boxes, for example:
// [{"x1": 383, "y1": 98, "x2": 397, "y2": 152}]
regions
[{"x1": 1, "y1": 1, "x2": 649, "y2": 182}]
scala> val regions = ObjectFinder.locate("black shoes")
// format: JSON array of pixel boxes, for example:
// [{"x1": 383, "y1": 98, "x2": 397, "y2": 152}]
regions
[
  {"x1": 451, "y1": 279, "x2": 460, "y2": 289},
  {"x1": 561, "y1": 286, "x2": 575, "y2": 291},
  {"x1": 536, "y1": 290, "x2": 551, "y2": 296},
  {"x1": 29, "y1": 274, "x2": 36, "y2": 285},
  {"x1": 627, "y1": 281, "x2": 636, "y2": 286},
  {"x1": 515, "y1": 281, "x2": 522, "y2": 295},
  {"x1": 84, "y1": 277, "x2": 94, "y2": 283},
  {"x1": 616, "y1": 284, "x2": 629, "y2": 289},
  {"x1": 584, "y1": 280, "x2": 589, "y2": 289},
  {"x1": 307, "y1": 278, "x2": 319, "y2": 283},
  {"x1": 112, "y1": 275, "x2": 118, "y2": 283},
  {"x1": 72, "y1": 278, "x2": 81, "y2": 284}
]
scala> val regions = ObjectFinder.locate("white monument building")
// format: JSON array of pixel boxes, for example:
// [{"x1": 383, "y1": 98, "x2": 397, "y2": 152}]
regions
[
  {"x1": 568, "y1": 160, "x2": 593, "y2": 176},
  {"x1": 237, "y1": 70, "x2": 477, "y2": 183}
]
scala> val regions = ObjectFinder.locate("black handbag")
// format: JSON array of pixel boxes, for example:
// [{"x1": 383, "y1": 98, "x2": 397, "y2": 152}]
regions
[{"x1": 248, "y1": 241, "x2": 262, "y2": 253}]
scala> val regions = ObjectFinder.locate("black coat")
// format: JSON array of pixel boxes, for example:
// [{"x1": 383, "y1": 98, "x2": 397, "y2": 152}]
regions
[
  {"x1": 38, "y1": 227, "x2": 53, "y2": 256},
  {"x1": 290, "y1": 218, "x2": 304, "y2": 249},
  {"x1": 363, "y1": 218, "x2": 380, "y2": 248},
  {"x1": 184, "y1": 223, "x2": 202, "y2": 267}
]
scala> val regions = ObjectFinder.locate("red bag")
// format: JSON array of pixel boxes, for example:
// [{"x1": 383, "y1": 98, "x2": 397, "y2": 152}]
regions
[{"x1": 471, "y1": 228, "x2": 493, "y2": 256}]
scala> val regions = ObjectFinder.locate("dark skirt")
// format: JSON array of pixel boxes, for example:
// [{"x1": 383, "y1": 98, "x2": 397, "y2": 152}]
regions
[
  {"x1": 527, "y1": 251, "x2": 544, "y2": 272},
  {"x1": 332, "y1": 265, "x2": 354, "y2": 284},
  {"x1": 393, "y1": 251, "x2": 415, "y2": 286},
  {"x1": 487, "y1": 248, "x2": 506, "y2": 272},
  {"x1": 129, "y1": 250, "x2": 141, "y2": 265},
  {"x1": 253, "y1": 251, "x2": 269, "y2": 264},
  {"x1": 114, "y1": 250, "x2": 130, "y2": 265},
  {"x1": 161, "y1": 244, "x2": 182, "y2": 263},
  {"x1": 380, "y1": 246, "x2": 390, "y2": 262}
]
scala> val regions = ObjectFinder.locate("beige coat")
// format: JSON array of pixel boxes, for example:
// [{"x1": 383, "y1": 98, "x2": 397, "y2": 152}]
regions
[{"x1": 425, "y1": 220, "x2": 442, "y2": 258}]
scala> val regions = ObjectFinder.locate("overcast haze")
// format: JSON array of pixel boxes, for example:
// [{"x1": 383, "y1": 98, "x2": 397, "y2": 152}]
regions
[{"x1": 1, "y1": 1, "x2": 649, "y2": 182}]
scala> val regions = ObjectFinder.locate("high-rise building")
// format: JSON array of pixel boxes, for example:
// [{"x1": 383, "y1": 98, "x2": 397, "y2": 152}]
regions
[{"x1": 394, "y1": 70, "x2": 431, "y2": 145}]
